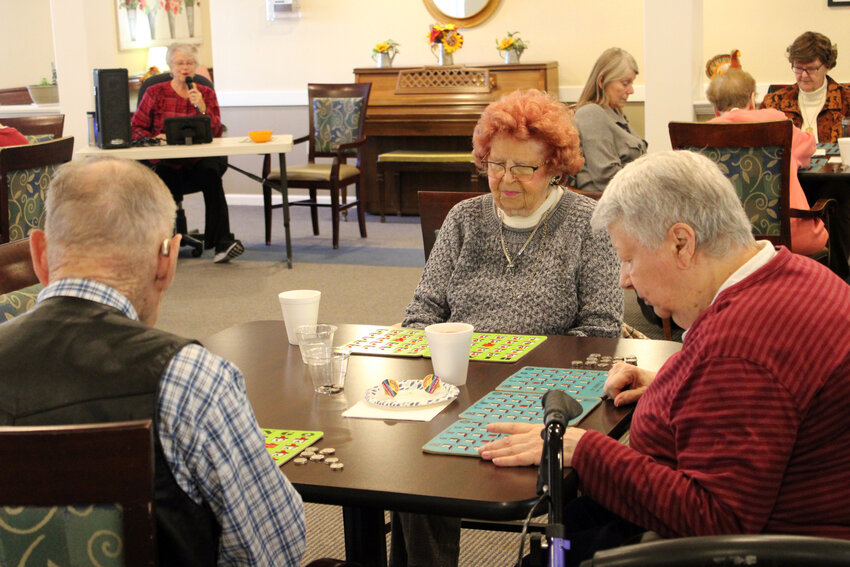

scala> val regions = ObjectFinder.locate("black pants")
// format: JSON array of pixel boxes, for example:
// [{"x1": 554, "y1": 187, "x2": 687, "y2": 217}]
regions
[{"x1": 152, "y1": 157, "x2": 232, "y2": 250}]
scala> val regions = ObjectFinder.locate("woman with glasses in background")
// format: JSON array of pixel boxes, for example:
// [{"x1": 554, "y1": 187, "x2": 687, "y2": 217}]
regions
[
  {"x1": 396, "y1": 88, "x2": 622, "y2": 567},
  {"x1": 572, "y1": 47, "x2": 647, "y2": 193},
  {"x1": 761, "y1": 31, "x2": 850, "y2": 143},
  {"x1": 402, "y1": 89, "x2": 622, "y2": 339}
]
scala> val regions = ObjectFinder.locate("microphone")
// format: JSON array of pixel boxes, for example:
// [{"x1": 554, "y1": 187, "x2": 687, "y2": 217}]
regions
[
  {"x1": 542, "y1": 389, "x2": 584, "y2": 429},
  {"x1": 185, "y1": 76, "x2": 200, "y2": 112}
]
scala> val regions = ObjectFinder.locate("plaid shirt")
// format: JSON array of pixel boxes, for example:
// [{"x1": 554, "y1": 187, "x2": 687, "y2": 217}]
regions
[
  {"x1": 37, "y1": 279, "x2": 307, "y2": 566},
  {"x1": 131, "y1": 81, "x2": 223, "y2": 139}
]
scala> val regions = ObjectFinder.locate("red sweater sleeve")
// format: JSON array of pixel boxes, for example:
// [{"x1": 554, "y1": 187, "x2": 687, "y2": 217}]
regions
[{"x1": 572, "y1": 357, "x2": 799, "y2": 538}]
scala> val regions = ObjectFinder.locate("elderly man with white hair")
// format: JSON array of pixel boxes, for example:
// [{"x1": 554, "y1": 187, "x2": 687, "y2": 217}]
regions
[
  {"x1": 478, "y1": 150, "x2": 850, "y2": 565},
  {"x1": 0, "y1": 157, "x2": 305, "y2": 566}
]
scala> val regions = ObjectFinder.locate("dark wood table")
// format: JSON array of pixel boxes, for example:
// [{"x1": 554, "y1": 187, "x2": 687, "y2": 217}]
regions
[
  {"x1": 202, "y1": 321, "x2": 682, "y2": 566},
  {"x1": 799, "y1": 142, "x2": 850, "y2": 279}
]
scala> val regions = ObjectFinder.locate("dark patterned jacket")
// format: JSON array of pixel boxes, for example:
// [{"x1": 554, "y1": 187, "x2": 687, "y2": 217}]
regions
[{"x1": 760, "y1": 76, "x2": 850, "y2": 143}]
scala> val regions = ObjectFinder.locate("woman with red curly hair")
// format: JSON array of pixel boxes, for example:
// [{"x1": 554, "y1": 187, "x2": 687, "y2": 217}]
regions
[
  {"x1": 396, "y1": 88, "x2": 622, "y2": 566},
  {"x1": 402, "y1": 88, "x2": 622, "y2": 339}
]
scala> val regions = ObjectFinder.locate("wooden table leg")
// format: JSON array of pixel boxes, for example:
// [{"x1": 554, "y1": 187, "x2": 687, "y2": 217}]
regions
[{"x1": 342, "y1": 506, "x2": 387, "y2": 567}]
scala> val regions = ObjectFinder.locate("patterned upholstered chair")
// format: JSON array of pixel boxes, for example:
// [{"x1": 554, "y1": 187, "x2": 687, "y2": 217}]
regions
[
  {"x1": 0, "y1": 237, "x2": 42, "y2": 321},
  {"x1": 668, "y1": 120, "x2": 833, "y2": 258},
  {"x1": 261, "y1": 83, "x2": 372, "y2": 249},
  {"x1": 0, "y1": 136, "x2": 74, "y2": 244},
  {"x1": 0, "y1": 420, "x2": 156, "y2": 567}
]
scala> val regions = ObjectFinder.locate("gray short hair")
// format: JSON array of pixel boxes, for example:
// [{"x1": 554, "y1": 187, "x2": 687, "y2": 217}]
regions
[
  {"x1": 166, "y1": 43, "x2": 199, "y2": 68},
  {"x1": 590, "y1": 151, "x2": 755, "y2": 256},
  {"x1": 45, "y1": 158, "x2": 175, "y2": 271}
]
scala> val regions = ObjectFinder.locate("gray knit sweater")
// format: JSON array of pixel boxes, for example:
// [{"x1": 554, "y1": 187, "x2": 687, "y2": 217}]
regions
[{"x1": 402, "y1": 191, "x2": 623, "y2": 337}]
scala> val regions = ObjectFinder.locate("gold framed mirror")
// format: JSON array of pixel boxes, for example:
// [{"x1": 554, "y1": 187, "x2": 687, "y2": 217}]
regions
[{"x1": 423, "y1": 0, "x2": 501, "y2": 28}]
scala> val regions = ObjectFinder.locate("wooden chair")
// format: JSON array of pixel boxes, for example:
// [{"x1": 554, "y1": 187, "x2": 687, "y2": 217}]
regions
[
  {"x1": 0, "y1": 420, "x2": 156, "y2": 567},
  {"x1": 0, "y1": 136, "x2": 74, "y2": 244},
  {"x1": 418, "y1": 190, "x2": 483, "y2": 260},
  {"x1": 1, "y1": 114, "x2": 65, "y2": 142},
  {"x1": 262, "y1": 83, "x2": 372, "y2": 249},
  {"x1": 668, "y1": 120, "x2": 834, "y2": 258}
]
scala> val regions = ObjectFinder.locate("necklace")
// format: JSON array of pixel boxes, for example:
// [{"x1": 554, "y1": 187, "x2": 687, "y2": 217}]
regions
[
  {"x1": 799, "y1": 87, "x2": 826, "y2": 135},
  {"x1": 497, "y1": 205, "x2": 552, "y2": 275}
]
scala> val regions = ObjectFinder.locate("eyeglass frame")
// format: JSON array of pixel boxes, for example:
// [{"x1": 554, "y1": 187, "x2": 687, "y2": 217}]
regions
[
  {"x1": 481, "y1": 158, "x2": 545, "y2": 180},
  {"x1": 791, "y1": 63, "x2": 825, "y2": 76}
]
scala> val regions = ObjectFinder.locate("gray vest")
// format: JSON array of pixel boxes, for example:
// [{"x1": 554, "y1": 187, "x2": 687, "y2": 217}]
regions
[{"x1": 0, "y1": 295, "x2": 220, "y2": 566}]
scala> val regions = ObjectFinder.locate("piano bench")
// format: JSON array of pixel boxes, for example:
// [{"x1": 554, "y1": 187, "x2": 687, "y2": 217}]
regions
[{"x1": 377, "y1": 150, "x2": 482, "y2": 221}]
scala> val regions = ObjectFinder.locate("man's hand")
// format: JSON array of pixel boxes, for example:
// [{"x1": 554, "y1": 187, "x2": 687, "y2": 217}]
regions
[
  {"x1": 477, "y1": 422, "x2": 587, "y2": 467},
  {"x1": 605, "y1": 362, "x2": 657, "y2": 406}
]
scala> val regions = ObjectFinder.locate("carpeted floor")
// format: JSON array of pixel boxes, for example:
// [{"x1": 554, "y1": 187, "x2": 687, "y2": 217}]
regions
[{"x1": 158, "y1": 195, "x2": 680, "y2": 566}]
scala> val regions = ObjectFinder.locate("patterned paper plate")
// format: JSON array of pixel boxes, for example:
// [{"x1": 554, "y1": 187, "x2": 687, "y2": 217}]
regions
[{"x1": 364, "y1": 379, "x2": 459, "y2": 408}]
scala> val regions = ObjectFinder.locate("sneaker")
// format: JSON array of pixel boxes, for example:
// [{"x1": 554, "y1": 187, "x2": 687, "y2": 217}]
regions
[{"x1": 213, "y1": 240, "x2": 244, "y2": 263}]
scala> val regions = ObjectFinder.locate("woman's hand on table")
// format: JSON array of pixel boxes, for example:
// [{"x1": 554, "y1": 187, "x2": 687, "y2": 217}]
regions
[
  {"x1": 605, "y1": 362, "x2": 657, "y2": 406},
  {"x1": 477, "y1": 422, "x2": 586, "y2": 467}
]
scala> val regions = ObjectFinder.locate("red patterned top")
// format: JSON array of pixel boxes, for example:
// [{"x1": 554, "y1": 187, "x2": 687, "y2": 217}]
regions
[
  {"x1": 573, "y1": 247, "x2": 850, "y2": 539},
  {"x1": 131, "y1": 81, "x2": 223, "y2": 139}
]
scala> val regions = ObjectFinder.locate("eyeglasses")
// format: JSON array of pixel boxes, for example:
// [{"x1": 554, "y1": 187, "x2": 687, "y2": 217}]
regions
[
  {"x1": 481, "y1": 159, "x2": 542, "y2": 180},
  {"x1": 791, "y1": 64, "x2": 824, "y2": 76},
  {"x1": 172, "y1": 59, "x2": 196, "y2": 68}
]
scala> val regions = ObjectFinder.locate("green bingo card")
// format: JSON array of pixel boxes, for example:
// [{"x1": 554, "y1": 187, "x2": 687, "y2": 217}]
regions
[
  {"x1": 263, "y1": 429, "x2": 323, "y2": 466},
  {"x1": 341, "y1": 327, "x2": 547, "y2": 363}
]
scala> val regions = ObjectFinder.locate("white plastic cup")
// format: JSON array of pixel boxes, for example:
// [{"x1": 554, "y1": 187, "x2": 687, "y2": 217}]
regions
[
  {"x1": 296, "y1": 324, "x2": 337, "y2": 364},
  {"x1": 838, "y1": 137, "x2": 850, "y2": 168},
  {"x1": 278, "y1": 290, "x2": 321, "y2": 345},
  {"x1": 424, "y1": 322, "x2": 474, "y2": 386}
]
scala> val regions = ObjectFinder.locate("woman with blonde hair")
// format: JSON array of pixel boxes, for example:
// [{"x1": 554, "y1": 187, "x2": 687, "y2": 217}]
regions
[{"x1": 573, "y1": 48, "x2": 647, "y2": 193}]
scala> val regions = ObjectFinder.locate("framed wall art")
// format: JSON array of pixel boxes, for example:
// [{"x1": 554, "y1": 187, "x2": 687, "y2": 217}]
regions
[{"x1": 116, "y1": 0, "x2": 202, "y2": 51}]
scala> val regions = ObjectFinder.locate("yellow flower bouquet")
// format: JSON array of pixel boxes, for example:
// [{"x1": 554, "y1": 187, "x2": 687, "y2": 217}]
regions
[
  {"x1": 372, "y1": 39, "x2": 400, "y2": 58},
  {"x1": 429, "y1": 23, "x2": 464, "y2": 54},
  {"x1": 496, "y1": 31, "x2": 528, "y2": 56}
]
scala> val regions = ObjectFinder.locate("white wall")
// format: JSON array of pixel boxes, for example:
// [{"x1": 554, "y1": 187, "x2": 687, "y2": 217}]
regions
[{"x1": 4, "y1": 0, "x2": 850, "y2": 197}]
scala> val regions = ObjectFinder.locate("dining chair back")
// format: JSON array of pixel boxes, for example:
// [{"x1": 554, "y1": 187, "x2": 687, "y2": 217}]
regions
[
  {"x1": 669, "y1": 120, "x2": 800, "y2": 249},
  {"x1": 0, "y1": 237, "x2": 41, "y2": 321},
  {"x1": 417, "y1": 190, "x2": 483, "y2": 260},
  {"x1": 1, "y1": 114, "x2": 65, "y2": 143},
  {"x1": 0, "y1": 136, "x2": 74, "y2": 244},
  {"x1": 0, "y1": 420, "x2": 156, "y2": 567},
  {"x1": 262, "y1": 83, "x2": 372, "y2": 249}
]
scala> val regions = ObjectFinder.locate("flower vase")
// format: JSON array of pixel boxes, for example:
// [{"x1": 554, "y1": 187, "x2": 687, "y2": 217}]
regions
[
  {"x1": 503, "y1": 50, "x2": 520, "y2": 64},
  {"x1": 126, "y1": 9, "x2": 138, "y2": 42},
  {"x1": 434, "y1": 44, "x2": 453, "y2": 66},
  {"x1": 376, "y1": 52, "x2": 392, "y2": 68},
  {"x1": 167, "y1": 11, "x2": 176, "y2": 38},
  {"x1": 146, "y1": 8, "x2": 158, "y2": 39},
  {"x1": 186, "y1": 3, "x2": 195, "y2": 37}
]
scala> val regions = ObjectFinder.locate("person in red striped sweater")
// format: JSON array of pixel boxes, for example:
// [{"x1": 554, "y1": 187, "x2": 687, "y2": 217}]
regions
[{"x1": 479, "y1": 150, "x2": 850, "y2": 565}]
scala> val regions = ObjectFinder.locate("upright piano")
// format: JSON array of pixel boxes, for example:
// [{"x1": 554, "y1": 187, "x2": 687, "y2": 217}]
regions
[{"x1": 354, "y1": 62, "x2": 559, "y2": 215}]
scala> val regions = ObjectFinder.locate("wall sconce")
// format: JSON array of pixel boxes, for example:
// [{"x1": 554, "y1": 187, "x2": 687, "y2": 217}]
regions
[{"x1": 267, "y1": 0, "x2": 301, "y2": 20}]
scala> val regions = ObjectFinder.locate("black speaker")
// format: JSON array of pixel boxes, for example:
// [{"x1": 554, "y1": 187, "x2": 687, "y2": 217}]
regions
[{"x1": 93, "y1": 68, "x2": 130, "y2": 149}]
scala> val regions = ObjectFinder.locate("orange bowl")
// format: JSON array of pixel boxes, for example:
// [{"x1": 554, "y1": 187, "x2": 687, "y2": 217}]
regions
[{"x1": 249, "y1": 130, "x2": 273, "y2": 143}]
